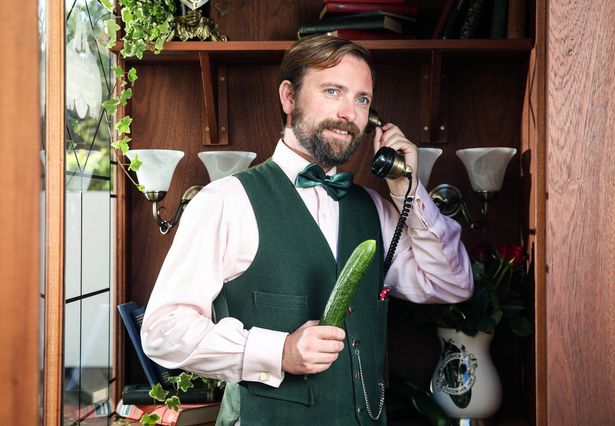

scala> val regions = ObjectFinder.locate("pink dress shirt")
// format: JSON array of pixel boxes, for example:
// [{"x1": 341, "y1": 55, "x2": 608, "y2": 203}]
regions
[{"x1": 141, "y1": 140, "x2": 473, "y2": 389}]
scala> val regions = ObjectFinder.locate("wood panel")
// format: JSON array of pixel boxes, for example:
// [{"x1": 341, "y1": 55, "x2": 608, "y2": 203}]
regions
[
  {"x1": 44, "y1": 0, "x2": 66, "y2": 424},
  {"x1": 0, "y1": 0, "x2": 41, "y2": 423},
  {"x1": 546, "y1": 0, "x2": 615, "y2": 423}
]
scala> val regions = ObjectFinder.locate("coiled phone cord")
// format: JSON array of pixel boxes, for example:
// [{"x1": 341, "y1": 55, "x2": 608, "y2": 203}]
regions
[{"x1": 383, "y1": 182, "x2": 413, "y2": 276}]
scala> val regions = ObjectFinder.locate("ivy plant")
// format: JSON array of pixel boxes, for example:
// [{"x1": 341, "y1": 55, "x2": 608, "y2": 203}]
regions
[
  {"x1": 112, "y1": 372, "x2": 225, "y2": 425},
  {"x1": 100, "y1": 0, "x2": 178, "y2": 190}
]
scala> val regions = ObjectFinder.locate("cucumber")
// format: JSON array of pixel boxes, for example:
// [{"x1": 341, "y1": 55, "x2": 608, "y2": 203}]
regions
[{"x1": 321, "y1": 239, "x2": 377, "y2": 327}]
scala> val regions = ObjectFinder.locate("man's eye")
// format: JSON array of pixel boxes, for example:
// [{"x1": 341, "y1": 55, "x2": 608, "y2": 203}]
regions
[
  {"x1": 357, "y1": 97, "x2": 370, "y2": 105},
  {"x1": 326, "y1": 88, "x2": 338, "y2": 96}
]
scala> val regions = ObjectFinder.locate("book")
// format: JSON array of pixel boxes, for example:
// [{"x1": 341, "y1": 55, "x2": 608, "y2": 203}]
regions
[
  {"x1": 298, "y1": 14, "x2": 405, "y2": 38},
  {"x1": 490, "y1": 0, "x2": 508, "y2": 38},
  {"x1": 118, "y1": 301, "x2": 181, "y2": 388},
  {"x1": 324, "y1": 0, "x2": 407, "y2": 3},
  {"x1": 116, "y1": 399, "x2": 221, "y2": 426},
  {"x1": 123, "y1": 384, "x2": 216, "y2": 405},
  {"x1": 441, "y1": 0, "x2": 470, "y2": 39},
  {"x1": 332, "y1": 9, "x2": 417, "y2": 22},
  {"x1": 431, "y1": 0, "x2": 456, "y2": 38},
  {"x1": 319, "y1": 2, "x2": 418, "y2": 21},
  {"x1": 506, "y1": 0, "x2": 526, "y2": 38},
  {"x1": 459, "y1": 0, "x2": 488, "y2": 39},
  {"x1": 323, "y1": 28, "x2": 417, "y2": 40}
]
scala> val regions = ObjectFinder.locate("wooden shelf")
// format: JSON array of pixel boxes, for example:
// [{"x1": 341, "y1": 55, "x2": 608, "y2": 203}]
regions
[
  {"x1": 114, "y1": 38, "x2": 534, "y2": 145},
  {"x1": 118, "y1": 38, "x2": 534, "y2": 64}
]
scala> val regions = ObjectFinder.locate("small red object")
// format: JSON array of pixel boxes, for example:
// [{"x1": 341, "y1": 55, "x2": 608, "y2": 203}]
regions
[{"x1": 379, "y1": 288, "x2": 390, "y2": 301}]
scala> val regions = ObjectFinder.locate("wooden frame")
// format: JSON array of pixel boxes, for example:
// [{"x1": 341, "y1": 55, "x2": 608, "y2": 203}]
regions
[
  {"x1": 0, "y1": 0, "x2": 42, "y2": 422},
  {"x1": 44, "y1": 0, "x2": 65, "y2": 424}
]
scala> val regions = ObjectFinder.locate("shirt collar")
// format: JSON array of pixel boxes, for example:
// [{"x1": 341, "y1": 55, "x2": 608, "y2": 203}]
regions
[{"x1": 271, "y1": 139, "x2": 338, "y2": 183}]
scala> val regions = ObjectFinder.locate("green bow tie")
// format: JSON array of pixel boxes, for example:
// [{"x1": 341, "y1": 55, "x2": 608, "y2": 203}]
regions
[{"x1": 294, "y1": 163, "x2": 353, "y2": 201}]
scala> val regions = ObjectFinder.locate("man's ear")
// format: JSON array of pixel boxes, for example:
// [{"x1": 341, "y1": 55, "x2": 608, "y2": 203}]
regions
[{"x1": 279, "y1": 80, "x2": 295, "y2": 117}]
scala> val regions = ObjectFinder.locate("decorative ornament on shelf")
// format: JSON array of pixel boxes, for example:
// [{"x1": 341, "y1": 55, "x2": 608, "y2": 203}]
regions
[
  {"x1": 171, "y1": 9, "x2": 228, "y2": 42},
  {"x1": 179, "y1": 0, "x2": 209, "y2": 10}
]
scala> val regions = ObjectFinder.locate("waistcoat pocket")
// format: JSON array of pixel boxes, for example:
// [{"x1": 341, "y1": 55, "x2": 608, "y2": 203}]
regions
[{"x1": 252, "y1": 290, "x2": 309, "y2": 333}]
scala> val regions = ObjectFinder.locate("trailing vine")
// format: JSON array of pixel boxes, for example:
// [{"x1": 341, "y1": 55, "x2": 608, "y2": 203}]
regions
[{"x1": 100, "y1": 0, "x2": 178, "y2": 190}]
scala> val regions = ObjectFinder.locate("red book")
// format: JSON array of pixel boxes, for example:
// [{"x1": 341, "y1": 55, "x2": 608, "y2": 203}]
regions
[
  {"x1": 324, "y1": 0, "x2": 407, "y2": 3},
  {"x1": 320, "y1": 2, "x2": 418, "y2": 20},
  {"x1": 326, "y1": 28, "x2": 417, "y2": 40}
]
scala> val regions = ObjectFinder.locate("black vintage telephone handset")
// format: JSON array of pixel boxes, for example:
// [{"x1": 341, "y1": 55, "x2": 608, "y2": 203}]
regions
[{"x1": 367, "y1": 109, "x2": 414, "y2": 274}]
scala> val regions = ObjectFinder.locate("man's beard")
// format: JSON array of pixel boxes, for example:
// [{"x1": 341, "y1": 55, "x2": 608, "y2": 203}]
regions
[{"x1": 291, "y1": 105, "x2": 365, "y2": 169}]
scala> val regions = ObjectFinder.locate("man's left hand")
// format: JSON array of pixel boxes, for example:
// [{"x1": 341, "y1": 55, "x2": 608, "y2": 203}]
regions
[{"x1": 372, "y1": 123, "x2": 419, "y2": 198}]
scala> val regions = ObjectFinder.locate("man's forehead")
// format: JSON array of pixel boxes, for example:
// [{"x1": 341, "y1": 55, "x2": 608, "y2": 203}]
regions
[{"x1": 303, "y1": 57, "x2": 373, "y2": 93}]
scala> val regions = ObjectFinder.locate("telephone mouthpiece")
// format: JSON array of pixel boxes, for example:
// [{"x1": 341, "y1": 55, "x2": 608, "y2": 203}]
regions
[{"x1": 371, "y1": 147, "x2": 412, "y2": 180}]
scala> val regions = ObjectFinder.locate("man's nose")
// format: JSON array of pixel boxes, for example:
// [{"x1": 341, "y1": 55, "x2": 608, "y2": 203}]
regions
[{"x1": 337, "y1": 98, "x2": 356, "y2": 123}]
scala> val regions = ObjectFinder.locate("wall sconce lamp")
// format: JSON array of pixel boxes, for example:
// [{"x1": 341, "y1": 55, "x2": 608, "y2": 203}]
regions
[
  {"x1": 126, "y1": 149, "x2": 256, "y2": 234},
  {"x1": 426, "y1": 147, "x2": 517, "y2": 231}
]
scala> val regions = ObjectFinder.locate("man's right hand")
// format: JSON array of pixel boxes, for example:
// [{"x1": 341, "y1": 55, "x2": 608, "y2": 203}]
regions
[{"x1": 282, "y1": 320, "x2": 346, "y2": 375}]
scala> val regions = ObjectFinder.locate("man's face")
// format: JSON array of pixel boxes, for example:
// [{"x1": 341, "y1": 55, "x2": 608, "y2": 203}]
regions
[{"x1": 290, "y1": 55, "x2": 373, "y2": 169}]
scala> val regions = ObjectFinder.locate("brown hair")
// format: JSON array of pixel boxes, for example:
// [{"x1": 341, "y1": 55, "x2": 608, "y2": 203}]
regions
[{"x1": 277, "y1": 34, "x2": 375, "y2": 124}]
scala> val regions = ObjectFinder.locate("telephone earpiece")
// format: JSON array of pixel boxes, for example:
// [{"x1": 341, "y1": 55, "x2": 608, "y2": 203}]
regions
[{"x1": 365, "y1": 108, "x2": 384, "y2": 134}]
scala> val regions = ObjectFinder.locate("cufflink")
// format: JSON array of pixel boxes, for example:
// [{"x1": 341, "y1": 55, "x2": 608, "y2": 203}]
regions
[{"x1": 259, "y1": 372, "x2": 270, "y2": 381}]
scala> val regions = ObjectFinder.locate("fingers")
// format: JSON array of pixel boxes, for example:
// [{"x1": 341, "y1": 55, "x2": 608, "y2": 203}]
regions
[{"x1": 282, "y1": 322, "x2": 346, "y2": 375}]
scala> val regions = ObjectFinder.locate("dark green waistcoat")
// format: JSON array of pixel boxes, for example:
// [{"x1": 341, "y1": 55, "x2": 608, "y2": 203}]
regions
[{"x1": 213, "y1": 160, "x2": 388, "y2": 425}]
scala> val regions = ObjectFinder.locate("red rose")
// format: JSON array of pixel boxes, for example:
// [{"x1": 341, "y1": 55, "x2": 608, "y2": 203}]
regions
[
  {"x1": 497, "y1": 244, "x2": 527, "y2": 268},
  {"x1": 507, "y1": 245, "x2": 527, "y2": 268}
]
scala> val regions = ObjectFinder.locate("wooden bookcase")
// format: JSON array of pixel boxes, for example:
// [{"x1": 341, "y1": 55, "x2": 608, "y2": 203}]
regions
[{"x1": 115, "y1": 1, "x2": 542, "y2": 425}]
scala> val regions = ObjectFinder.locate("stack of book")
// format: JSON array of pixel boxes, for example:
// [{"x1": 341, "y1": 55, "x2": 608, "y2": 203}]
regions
[
  {"x1": 298, "y1": 0, "x2": 419, "y2": 40},
  {"x1": 116, "y1": 302, "x2": 222, "y2": 424},
  {"x1": 432, "y1": 0, "x2": 527, "y2": 40},
  {"x1": 116, "y1": 399, "x2": 221, "y2": 426}
]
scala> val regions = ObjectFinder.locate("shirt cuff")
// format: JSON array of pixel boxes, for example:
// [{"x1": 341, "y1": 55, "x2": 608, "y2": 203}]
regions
[
  {"x1": 390, "y1": 183, "x2": 439, "y2": 230},
  {"x1": 242, "y1": 327, "x2": 288, "y2": 388}
]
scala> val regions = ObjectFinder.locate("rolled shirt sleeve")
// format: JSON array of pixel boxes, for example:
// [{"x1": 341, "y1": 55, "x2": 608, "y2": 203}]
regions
[{"x1": 367, "y1": 182, "x2": 474, "y2": 303}]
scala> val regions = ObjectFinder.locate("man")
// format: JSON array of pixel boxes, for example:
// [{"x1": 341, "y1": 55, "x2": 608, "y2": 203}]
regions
[{"x1": 141, "y1": 35, "x2": 473, "y2": 425}]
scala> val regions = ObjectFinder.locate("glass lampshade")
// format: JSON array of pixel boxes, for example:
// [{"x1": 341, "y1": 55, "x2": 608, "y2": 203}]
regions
[
  {"x1": 198, "y1": 151, "x2": 257, "y2": 181},
  {"x1": 417, "y1": 147, "x2": 443, "y2": 188},
  {"x1": 456, "y1": 147, "x2": 517, "y2": 192},
  {"x1": 125, "y1": 149, "x2": 184, "y2": 192}
]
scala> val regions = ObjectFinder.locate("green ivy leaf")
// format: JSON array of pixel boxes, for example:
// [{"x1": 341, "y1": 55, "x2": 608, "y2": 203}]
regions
[
  {"x1": 100, "y1": 0, "x2": 114, "y2": 12},
  {"x1": 121, "y1": 7, "x2": 133, "y2": 26},
  {"x1": 102, "y1": 98, "x2": 119, "y2": 115},
  {"x1": 149, "y1": 383, "x2": 169, "y2": 402},
  {"x1": 134, "y1": 39, "x2": 148, "y2": 60},
  {"x1": 119, "y1": 88, "x2": 132, "y2": 106},
  {"x1": 120, "y1": 42, "x2": 136, "y2": 58},
  {"x1": 112, "y1": 66, "x2": 124, "y2": 78},
  {"x1": 177, "y1": 372, "x2": 196, "y2": 392},
  {"x1": 128, "y1": 154, "x2": 142, "y2": 172},
  {"x1": 112, "y1": 135, "x2": 131, "y2": 154},
  {"x1": 137, "y1": 184, "x2": 145, "y2": 192},
  {"x1": 116, "y1": 116, "x2": 132, "y2": 135},
  {"x1": 140, "y1": 413, "x2": 160, "y2": 425},
  {"x1": 104, "y1": 19, "x2": 120, "y2": 48},
  {"x1": 166, "y1": 395, "x2": 181, "y2": 411},
  {"x1": 127, "y1": 67, "x2": 138, "y2": 84}
]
